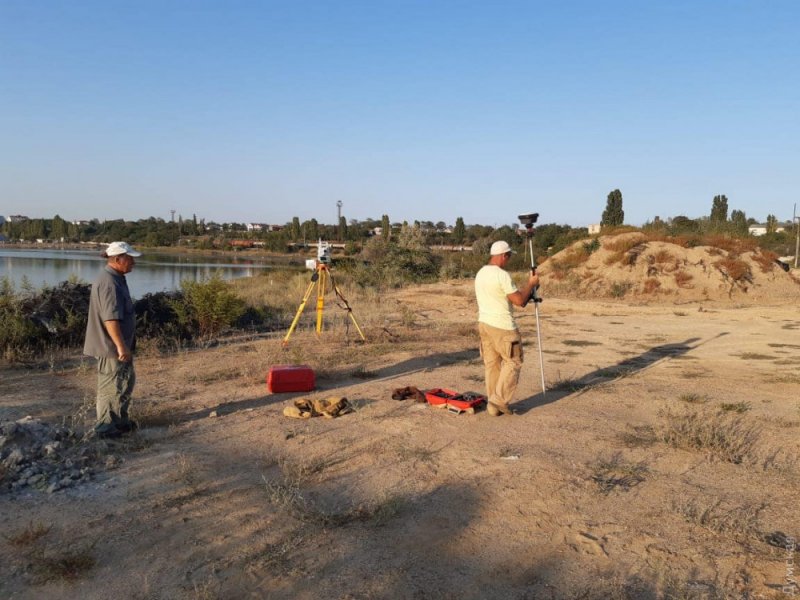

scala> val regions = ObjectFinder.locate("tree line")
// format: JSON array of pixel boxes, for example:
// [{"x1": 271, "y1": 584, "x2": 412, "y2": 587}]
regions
[{"x1": 2, "y1": 190, "x2": 795, "y2": 258}]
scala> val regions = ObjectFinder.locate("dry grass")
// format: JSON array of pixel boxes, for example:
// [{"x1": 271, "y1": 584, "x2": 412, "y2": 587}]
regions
[
  {"x1": 173, "y1": 452, "x2": 201, "y2": 487},
  {"x1": 714, "y1": 256, "x2": 752, "y2": 284},
  {"x1": 562, "y1": 339, "x2": 602, "y2": 347},
  {"x1": 752, "y1": 249, "x2": 780, "y2": 273},
  {"x1": 602, "y1": 235, "x2": 647, "y2": 267},
  {"x1": 642, "y1": 278, "x2": 661, "y2": 294},
  {"x1": 652, "y1": 249, "x2": 674, "y2": 264},
  {"x1": 27, "y1": 543, "x2": 97, "y2": 583},
  {"x1": 678, "y1": 392, "x2": 707, "y2": 404},
  {"x1": 547, "y1": 245, "x2": 593, "y2": 280},
  {"x1": 617, "y1": 425, "x2": 658, "y2": 448},
  {"x1": 349, "y1": 365, "x2": 380, "y2": 379},
  {"x1": 659, "y1": 407, "x2": 761, "y2": 464},
  {"x1": 704, "y1": 235, "x2": 759, "y2": 255},
  {"x1": 610, "y1": 281, "x2": 633, "y2": 298},
  {"x1": 720, "y1": 401, "x2": 752, "y2": 413},
  {"x1": 550, "y1": 373, "x2": 595, "y2": 393},
  {"x1": 262, "y1": 472, "x2": 404, "y2": 527},
  {"x1": 673, "y1": 496, "x2": 764, "y2": 540},
  {"x1": 674, "y1": 270, "x2": 694, "y2": 288},
  {"x1": 5, "y1": 521, "x2": 51, "y2": 546},
  {"x1": 588, "y1": 452, "x2": 648, "y2": 493},
  {"x1": 737, "y1": 352, "x2": 775, "y2": 361}
]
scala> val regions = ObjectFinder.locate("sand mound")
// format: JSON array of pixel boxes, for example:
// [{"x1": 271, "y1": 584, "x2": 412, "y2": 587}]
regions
[{"x1": 538, "y1": 232, "x2": 800, "y2": 304}]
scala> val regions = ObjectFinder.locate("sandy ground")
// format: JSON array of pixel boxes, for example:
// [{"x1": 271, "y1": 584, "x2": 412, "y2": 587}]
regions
[{"x1": 1, "y1": 278, "x2": 799, "y2": 599}]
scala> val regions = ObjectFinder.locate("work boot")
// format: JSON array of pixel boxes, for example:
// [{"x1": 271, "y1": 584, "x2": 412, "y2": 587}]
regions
[
  {"x1": 96, "y1": 426, "x2": 123, "y2": 439},
  {"x1": 496, "y1": 403, "x2": 516, "y2": 415},
  {"x1": 116, "y1": 420, "x2": 139, "y2": 434}
]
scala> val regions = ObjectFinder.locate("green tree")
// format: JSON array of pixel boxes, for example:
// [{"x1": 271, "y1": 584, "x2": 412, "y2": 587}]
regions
[
  {"x1": 453, "y1": 217, "x2": 466, "y2": 245},
  {"x1": 766, "y1": 214, "x2": 778, "y2": 234},
  {"x1": 338, "y1": 216, "x2": 347, "y2": 240},
  {"x1": 730, "y1": 210, "x2": 748, "y2": 236},
  {"x1": 601, "y1": 189, "x2": 624, "y2": 227},
  {"x1": 290, "y1": 217, "x2": 301, "y2": 241},
  {"x1": 710, "y1": 195, "x2": 729, "y2": 228},
  {"x1": 302, "y1": 219, "x2": 319, "y2": 241},
  {"x1": 51, "y1": 214, "x2": 67, "y2": 240},
  {"x1": 381, "y1": 214, "x2": 390, "y2": 242}
]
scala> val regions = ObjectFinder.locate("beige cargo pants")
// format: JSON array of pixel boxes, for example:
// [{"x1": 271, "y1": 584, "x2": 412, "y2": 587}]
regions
[
  {"x1": 95, "y1": 356, "x2": 136, "y2": 434},
  {"x1": 478, "y1": 322, "x2": 523, "y2": 412}
]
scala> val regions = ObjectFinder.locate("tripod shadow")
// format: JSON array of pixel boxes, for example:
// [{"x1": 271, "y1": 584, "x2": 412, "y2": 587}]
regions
[
  {"x1": 513, "y1": 334, "x2": 726, "y2": 415},
  {"x1": 357, "y1": 348, "x2": 480, "y2": 381}
]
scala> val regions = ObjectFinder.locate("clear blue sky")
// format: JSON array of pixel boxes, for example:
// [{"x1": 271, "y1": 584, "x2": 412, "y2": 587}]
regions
[{"x1": 2, "y1": 1, "x2": 798, "y2": 228}]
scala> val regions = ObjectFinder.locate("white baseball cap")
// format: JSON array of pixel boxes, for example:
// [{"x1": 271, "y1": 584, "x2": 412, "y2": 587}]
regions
[
  {"x1": 104, "y1": 241, "x2": 142, "y2": 257},
  {"x1": 490, "y1": 240, "x2": 515, "y2": 255}
]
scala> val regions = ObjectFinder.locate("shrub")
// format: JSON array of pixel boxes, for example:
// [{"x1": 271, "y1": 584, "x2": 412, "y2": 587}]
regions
[
  {"x1": 751, "y1": 249, "x2": 779, "y2": 273},
  {"x1": 589, "y1": 453, "x2": 648, "y2": 493},
  {"x1": 642, "y1": 278, "x2": 661, "y2": 294},
  {"x1": 673, "y1": 271, "x2": 694, "y2": 288},
  {"x1": 349, "y1": 238, "x2": 441, "y2": 289},
  {"x1": 652, "y1": 249, "x2": 674, "y2": 264},
  {"x1": 171, "y1": 274, "x2": 247, "y2": 341},
  {"x1": 548, "y1": 245, "x2": 593, "y2": 280},
  {"x1": 714, "y1": 257, "x2": 752, "y2": 284},
  {"x1": 582, "y1": 238, "x2": 601, "y2": 254},
  {"x1": 704, "y1": 235, "x2": 758, "y2": 255},
  {"x1": 659, "y1": 407, "x2": 760, "y2": 464},
  {"x1": 0, "y1": 279, "x2": 90, "y2": 361},
  {"x1": 610, "y1": 282, "x2": 633, "y2": 298}
]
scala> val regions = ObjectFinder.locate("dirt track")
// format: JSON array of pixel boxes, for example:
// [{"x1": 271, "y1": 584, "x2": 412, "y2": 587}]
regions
[{"x1": 1, "y1": 279, "x2": 799, "y2": 599}]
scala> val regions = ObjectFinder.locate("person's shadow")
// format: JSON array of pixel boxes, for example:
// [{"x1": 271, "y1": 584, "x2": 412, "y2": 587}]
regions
[{"x1": 513, "y1": 334, "x2": 727, "y2": 414}]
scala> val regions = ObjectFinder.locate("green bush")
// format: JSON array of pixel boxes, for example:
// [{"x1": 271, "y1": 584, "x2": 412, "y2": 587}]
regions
[
  {"x1": 348, "y1": 238, "x2": 441, "y2": 288},
  {"x1": 170, "y1": 274, "x2": 247, "y2": 341},
  {"x1": 0, "y1": 278, "x2": 90, "y2": 361}
]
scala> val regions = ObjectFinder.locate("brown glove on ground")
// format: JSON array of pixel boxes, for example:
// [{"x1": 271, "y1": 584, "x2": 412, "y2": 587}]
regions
[{"x1": 391, "y1": 386, "x2": 426, "y2": 402}]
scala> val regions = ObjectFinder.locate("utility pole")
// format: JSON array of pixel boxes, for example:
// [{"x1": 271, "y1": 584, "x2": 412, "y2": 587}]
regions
[
  {"x1": 170, "y1": 209, "x2": 176, "y2": 246},
  {"x1": 336, "y1": 200, "x2": 343, "y2": 241},
  {"x1": 793, "y1": 203, "x2": 799, "y2": 269}
]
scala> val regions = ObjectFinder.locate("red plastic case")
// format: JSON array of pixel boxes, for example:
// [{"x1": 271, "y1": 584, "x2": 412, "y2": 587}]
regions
[
  {"x1": 267, "y1": 365, "x2": 316, "y2": 393},
  {"x1": 424, "y1": 388, "x2": 486, "y2": 413}
]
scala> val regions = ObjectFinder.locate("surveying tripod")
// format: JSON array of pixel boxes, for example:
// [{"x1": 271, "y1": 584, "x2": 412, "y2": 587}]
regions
[{"x1": 282, "y1": 263, "x2": 366, "y2": 346}]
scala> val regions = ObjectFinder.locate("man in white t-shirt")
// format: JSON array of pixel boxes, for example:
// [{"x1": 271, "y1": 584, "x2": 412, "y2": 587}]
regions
[{"x1": 475, "y1": 240, "x2": 540, "y2": 416}]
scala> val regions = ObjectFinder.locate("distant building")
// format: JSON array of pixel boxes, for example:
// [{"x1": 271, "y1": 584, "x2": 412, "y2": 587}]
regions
[
  {"x1": 0, "y1": 215, "x2": 6, "y2": 226},
  {"x1": 749, "y1": 223, "x2": 786, "y2": 236},
  {"x1": 8, "y1": 215, "x2": 29, "y2": 222},
  {"x1": 72, "y1": 220, "x2": 90, "y2": 226},
  {"x1": 246, "y1": 223, "x2": 267, "y2": 232},
  {"x1": 588, "y1": 224, "x2": 601, "y2": 235}
]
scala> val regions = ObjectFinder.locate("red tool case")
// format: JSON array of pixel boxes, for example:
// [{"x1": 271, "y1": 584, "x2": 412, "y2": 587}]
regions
[
  {"x1": 267, "y1": 365, "x2": 316, "y2": 393},
  {"x1": 424, "y1": 388, "x2": 486, "y2": 414}
]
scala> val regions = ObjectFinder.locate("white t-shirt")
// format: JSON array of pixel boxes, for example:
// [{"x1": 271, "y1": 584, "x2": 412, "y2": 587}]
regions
[{"x1": 475, "y1": 264, "x2": 518, "y2": 330}]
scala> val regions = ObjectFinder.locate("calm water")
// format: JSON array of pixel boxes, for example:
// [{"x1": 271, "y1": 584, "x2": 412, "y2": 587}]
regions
[{"x1": 0, "y1": 248, "x2": 296, "y2": 298}]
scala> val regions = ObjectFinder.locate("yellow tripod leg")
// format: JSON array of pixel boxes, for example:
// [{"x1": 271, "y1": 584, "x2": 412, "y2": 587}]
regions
[
  {"x1": 315, "y1": 267, "x2": 326, "y2": 334},
  {"x1": 283, "y1": 278, "x2": 317, "y2": 346}
]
